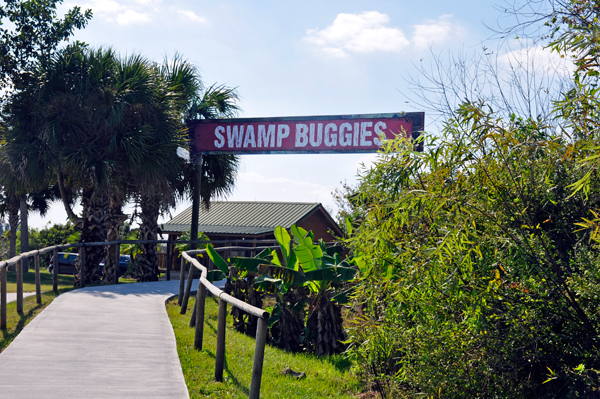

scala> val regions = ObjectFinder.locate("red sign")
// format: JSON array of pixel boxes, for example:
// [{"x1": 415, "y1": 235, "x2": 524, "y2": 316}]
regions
[{"x1": 189, "y1": 112, "x2": 423, "y2": 154}]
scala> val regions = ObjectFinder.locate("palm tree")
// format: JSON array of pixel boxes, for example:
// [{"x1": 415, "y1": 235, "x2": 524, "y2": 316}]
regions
[
  {"x1": 130, "y1": 57, "x2": 201, "y2": 282},
  {"x1": 33, "y1": 45, "x2": 179, "y2": 285},
  {"x1": 129, "y1": 70, "x2": 242, "y2": 281}
]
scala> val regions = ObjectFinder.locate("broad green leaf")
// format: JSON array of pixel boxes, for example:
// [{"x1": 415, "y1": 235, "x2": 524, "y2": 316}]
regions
[
  {"x1": 290, "y1": 224, "x2": 309, "y2": 244},
  {"x1": 206, "y1": 244, "x2": 228, "y2": 274},
  {"x1": 206, "y1": 269, "x2": 227, "y2": 282},
  {"x1": 258, "y1": 264, "x2": 307, "y2": 285},
  {"x1": 256, "y1": 247, "x2": 272, "y2": 260},
  {"x1": 274, "y1": 226, "x2": 291, "y2": 265},
  {"x1": 231, "y1": 257, "x2": 265, "y2": 272},
  {"x1": 293, "y1": 238, "x2": 323, "y2": 272},
  {"x1": 271, "y1": 249, "x2": 282, "y2": 266},
  {"x1": 304, "y1": 265, "x2": 357, "y2": 282},
  {"x1": 254, "y1": 276, "x2": 283, "y2": 294}
]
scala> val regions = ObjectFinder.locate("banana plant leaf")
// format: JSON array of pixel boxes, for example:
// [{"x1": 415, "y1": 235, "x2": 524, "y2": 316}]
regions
[
  {"x1": 255, "y1": 247, "x2": 272, "y2": 260},
  {"x1": 254, "y1": 275, "x2": 284, "y2": 294},
  {"x1": 258, "y1": 263, "x2": 307, "y2": 285},
  {"x1": 206, "y1": 269, "x2": 227, "y2": 282},
  {"x1": 275, "y1": 226, "x2": 291, "y2": 265},
  {"x1": 291, "y1": 225, "x2": 322, "y2": 272},
  {"x1": 206, "y1": 244, "x2": 229, "y2": 274},
  {"x1": 231, "y1": 257, "x2": 267, "y2": 272},
  {"x1": 304, "y1": 265, "x2": 357, "y2": 282}
]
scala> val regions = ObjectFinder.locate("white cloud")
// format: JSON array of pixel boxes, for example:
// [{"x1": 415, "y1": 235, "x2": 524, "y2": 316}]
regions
[
  {"x1": 412, "y1": 15, "x2": 464, "y2": 49},
  {"x1": 499, "y1": 44, "x2": 575, "y2": 76},
  {"x1": 116, "y1": 9, "x2": 152, "y2": 25},
  {"x1": 79, "y1": 0, "x2": 123, "y2": 15},
  {"x1": 74, "y1": 0, "x2": 157, "y2": 25},
  {"x1": 304, "y1": 11, "x2": 410, "y2": 58},
  {"x1": 178, "y1": 10, "x2": 207, "y2": 23}
]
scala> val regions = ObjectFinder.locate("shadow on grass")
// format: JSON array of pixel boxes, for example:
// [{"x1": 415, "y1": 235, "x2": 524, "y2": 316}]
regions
[{"x1": 223, "y1": 353, "x2": 250, "y2": 397}]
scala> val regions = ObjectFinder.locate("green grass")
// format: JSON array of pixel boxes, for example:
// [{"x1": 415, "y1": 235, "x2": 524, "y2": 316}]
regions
[
  {"x1": 4, "y1": 268, "x2": 74, "y2": 293},
  {"x1": 167, "y1": 296, "x2": 361, "y2": 399},
  {"x1": 0, "y1": 288, "x2": 74, "y2": 353}
]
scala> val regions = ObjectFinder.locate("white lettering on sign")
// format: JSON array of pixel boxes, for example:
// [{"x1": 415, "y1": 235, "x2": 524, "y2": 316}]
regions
[
  {"x1": 339, "y1": 123, "x2": 352, "y2": 146},
  {"x1": 203, "y1": 117, "x2": 406, "y2": 151},
  {"x1": 324, "y1": 123, "x2": 337, "y2": 146},
  {"x1": 243, "y1": 125, "x2": 256, "y2": 148},
  {"x1": 374, "y1": 121, "x2": 386, "y2": 146},
  {"x1": 277, "y1": 124, "x2": 290, "y2": 147},
  {"x1": 353, "y1": 122, "x2": 360, "y2": 147},
  {"x1": 360, "y1": 121, "x2": 373, "y2": 146},
  {"x1": 309, "y1": 123, "x2": 323, "y2": 147},
  {"x1": 227, "y1": 125, "x2": 244, "y2": 148},
  {"x1": 295, "y1": 124, "x2": 308, "y2": 147},
  {"x1": 214, "y1": 126, "x2": 225, "y2": 148},
  {"x1": 258, "y1": 125, "x2": 275, "y2": 147}
]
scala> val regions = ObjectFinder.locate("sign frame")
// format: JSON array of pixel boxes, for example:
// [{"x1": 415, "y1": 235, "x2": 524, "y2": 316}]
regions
[{"x1": 188, "y1": 112, "x2": 424, "y2": 155}]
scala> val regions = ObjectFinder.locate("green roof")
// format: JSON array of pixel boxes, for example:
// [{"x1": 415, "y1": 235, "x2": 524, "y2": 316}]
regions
[{"x1": 161, "y1": 201, "x2": 328, "y2": 236}]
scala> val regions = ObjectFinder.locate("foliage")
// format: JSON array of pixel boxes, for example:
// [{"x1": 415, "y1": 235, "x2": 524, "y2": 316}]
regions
[
  {"x1": 207, "y1": 225, "x2": 358, "y2": 355},
  {"x1": 344, "y1": 102, "x2": 600, "y2": 398},
  {"x1": 166, "y1": 295, "x2": 360, "y2": 399},
  {"x1": 0, "y1": 0, "x2": 92, "y2": 89}
]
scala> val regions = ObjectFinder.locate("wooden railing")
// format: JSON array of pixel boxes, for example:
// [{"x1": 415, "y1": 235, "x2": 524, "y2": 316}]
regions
[
  {"x1": 178, "y1": 246, "x2": 274, "y2": 399},
  {"x1": 0, "y1": 239, "x2": 281, "y2": 398}
]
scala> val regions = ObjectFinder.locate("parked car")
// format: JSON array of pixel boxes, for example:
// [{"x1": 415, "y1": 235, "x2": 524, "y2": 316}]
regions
[
  {"x1": 48, "y1": 252, "x2": 79, "y2": 275},
  {"x1": 99, "y1": 254, "x2": 132, "y2": 277}
]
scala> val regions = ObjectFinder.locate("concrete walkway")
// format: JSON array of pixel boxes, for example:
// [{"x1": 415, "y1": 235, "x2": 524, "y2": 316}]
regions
[
  {"x1": 6, "y1": 292, "x2": 36, "y2": 303},
  {"x1": 0, "y1": 280, "x2": 195, "y2": 398}
]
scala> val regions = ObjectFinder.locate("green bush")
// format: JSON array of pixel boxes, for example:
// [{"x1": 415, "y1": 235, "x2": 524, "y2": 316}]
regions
[{"x1": 344, "y1": 103, "x2": 600, "y2": 398}]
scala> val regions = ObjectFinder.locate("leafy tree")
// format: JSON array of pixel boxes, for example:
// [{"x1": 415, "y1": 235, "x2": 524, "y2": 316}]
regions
[
  {"x1": 344, "y1": 103, "x2": 600, "y2": 397},
  {"x1": 0, "y1": 0, "x2": 91, "y2": 267}
]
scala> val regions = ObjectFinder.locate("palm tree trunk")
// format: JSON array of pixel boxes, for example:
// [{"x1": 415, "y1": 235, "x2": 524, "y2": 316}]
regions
[
  {"x1": 7, "y1": 194, "x2": 19, "y2": 271},
  {"x1": 102, "y1": 189, "x2": 127, "y2": 284},
  {"x1": 19, "y1": 194, "x2": 29, "y2": 272},
  {"x1": 137, "y1": 192, "x2": 160, "y2": 282},
  {"x1": 75, "y1": 185, "x2": 109, "y2": 286}
]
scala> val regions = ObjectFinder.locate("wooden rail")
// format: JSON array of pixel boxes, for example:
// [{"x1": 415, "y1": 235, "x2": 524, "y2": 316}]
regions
[
  {"x1": 0, "y1": 239, "x2": 280, "y2": 398},
  {"x1": 180, "y1": 247, "x2": 273, "y2": 399}
]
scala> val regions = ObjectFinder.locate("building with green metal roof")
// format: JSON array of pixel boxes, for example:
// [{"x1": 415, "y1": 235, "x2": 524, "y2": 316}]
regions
[{"x1": 160, "y1": 201, "x2": 343, "y2": 242}]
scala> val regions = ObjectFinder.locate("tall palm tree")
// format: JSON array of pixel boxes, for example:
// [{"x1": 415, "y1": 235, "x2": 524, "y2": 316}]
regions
[
  {"x1": 33, "y1": 45, "x2": 175, "y2": 285},
  {"x1": 130, "y1": 57, "x2": 200, "y2": 281},
  {"x1": 132, "y1": 68, "x2": 242, "y2": 281}
]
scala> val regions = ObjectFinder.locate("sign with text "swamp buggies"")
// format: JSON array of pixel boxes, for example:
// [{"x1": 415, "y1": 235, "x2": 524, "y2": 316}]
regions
[{"x1": 189, "y1": 112, "x2": 424, "y2": 154}]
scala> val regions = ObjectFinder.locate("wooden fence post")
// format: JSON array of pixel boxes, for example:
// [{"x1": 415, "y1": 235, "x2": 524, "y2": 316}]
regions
[
  {"x1": 194, "y1": 281, "x2": 206, "y2": 350},
  {"x1": 34, "y1": 253, "x2": 41, "y2": 304},
  {"x1": 249, "y1": 317, "x2": 268, "y2": 399},
  {"x1": 16, "y1": 258, "x2": 23, "y2": 313},
  {"x1": 181, "y1": 265, "x2": 195, "y2": 314},
  {"x1": 79, "y1": 246, "x2": 85, "y2": 288},
  {"x1": 1, "y1": 266, "x2": 6, "y2": 330},
  {"x1": 114, "y1": 243, "x2": 120, "y2": 284},
  {"x1": 166, "y1": 241, "x2": 171, "y2": 281},
  {"x1": 178, "y1": 257, "x2": 186, "y2": 306},
  {"x1": 215, "y1": 298, "x2": 228, "y2": 382},
  {"x1": 53, "y1": 248, "x2": 58, "y2": 293}
]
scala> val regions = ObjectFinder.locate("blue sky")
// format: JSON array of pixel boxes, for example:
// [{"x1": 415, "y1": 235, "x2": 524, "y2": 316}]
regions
[{"x1": 30, "y1": 0, "x2": 549, "y2": 228}]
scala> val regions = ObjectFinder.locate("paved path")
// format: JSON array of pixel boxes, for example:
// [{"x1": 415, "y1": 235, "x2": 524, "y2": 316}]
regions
[
  {"x1": 0, "y1": 280, "x2": 196, "y2": 399},
  {"x1": 6, "y1": 292, "x2": 36, "y2": 303}
]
